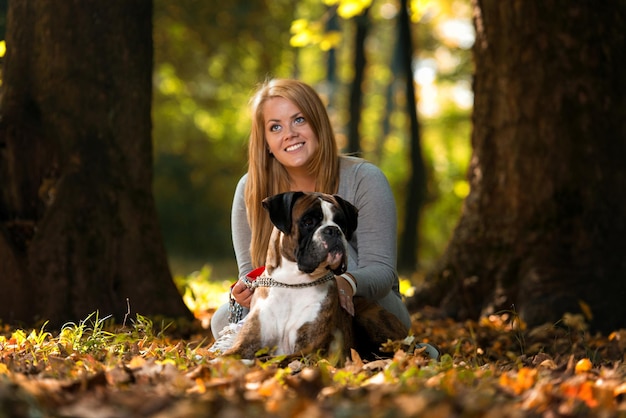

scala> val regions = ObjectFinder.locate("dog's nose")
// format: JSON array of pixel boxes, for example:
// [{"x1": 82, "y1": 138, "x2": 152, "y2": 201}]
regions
[{"x1": 322, "y1": 225, "x2": 342, "y2": 237}]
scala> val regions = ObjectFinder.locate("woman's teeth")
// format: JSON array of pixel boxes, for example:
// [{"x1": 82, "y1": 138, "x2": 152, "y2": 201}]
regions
[{"x1": 285, "y1": 143, "x2": 304, "y2": 152}]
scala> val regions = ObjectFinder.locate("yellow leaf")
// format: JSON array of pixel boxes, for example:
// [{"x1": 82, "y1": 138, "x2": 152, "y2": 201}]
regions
[
  {"x1": 399, "y1": 278, "x2": 415, "y2": 297},
  {"x1": 290, "y1": 31, "x2": 314, "y2": 48},
  {"x1": 156, "y1": 358, "x2": 177, "y2": 366},
  {"x1": 337, "y1": 0, "x2": 373, "y2": 19},
  {"x1": 410, "y1": 0, "x2": 436, "y2": 23},
  {"x1": 290, "y1": 18, "x2": 308, "y2": 34},
  {"x1": 453, "y1": 180, "x2": 470, "y2": 198},
  {"x1": 0, "y1": 363, "x2": 8, "y2": 374},
  {"x1": 319, "y1": 31, "x2": 342, "y2": 51}
]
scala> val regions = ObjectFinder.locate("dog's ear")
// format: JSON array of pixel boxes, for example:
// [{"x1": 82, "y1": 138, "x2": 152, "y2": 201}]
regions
[
  {"x1": 332, "y1": 195, "x2": 358, "y2": 241},
  {"x1": 262, "y1": 192, "x2": 304, "y2": 235}
]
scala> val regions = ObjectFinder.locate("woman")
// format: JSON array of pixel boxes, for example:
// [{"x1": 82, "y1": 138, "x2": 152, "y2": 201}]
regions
[{"x1": 211, "y1": 78, "x2": 412, "y2": 343}]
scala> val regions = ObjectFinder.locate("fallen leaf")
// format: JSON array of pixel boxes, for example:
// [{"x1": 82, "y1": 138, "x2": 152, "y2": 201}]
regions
[{"x1": 575, "y1": 358, "x2": 593, "y2": 374}]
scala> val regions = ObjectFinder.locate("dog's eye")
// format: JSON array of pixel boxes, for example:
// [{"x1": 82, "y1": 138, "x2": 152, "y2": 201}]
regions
[
  {"x1": 300, "y1": 214, "x2": 320, "y2": 229},
  {"x1": 333, "y1": 213, "x2": 347, "y2": 231}
]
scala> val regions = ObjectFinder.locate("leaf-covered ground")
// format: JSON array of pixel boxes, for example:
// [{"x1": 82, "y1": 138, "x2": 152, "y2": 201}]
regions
[{"x1": 1, "y1": 308, "x2": 625, "y2": 418}]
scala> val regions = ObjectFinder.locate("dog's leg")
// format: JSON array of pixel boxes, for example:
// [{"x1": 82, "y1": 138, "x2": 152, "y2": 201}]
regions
[
  {"x1": 222, "y1": 312, "x2": 265, "y2": 359},
  {"x1": 294, "y1": 312, "x2": 350, "y2": 356},
  {"x1": 293, "y1": 287, "x2": 354, "y2": 362},
  {"x1": 352, "y1": 297, "x2": 409, "y2": 360}
]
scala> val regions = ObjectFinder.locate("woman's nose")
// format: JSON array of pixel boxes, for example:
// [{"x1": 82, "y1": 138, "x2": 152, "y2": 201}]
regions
[{"x1": 284, "y1": 124, "x2": 298, "y2": 139}]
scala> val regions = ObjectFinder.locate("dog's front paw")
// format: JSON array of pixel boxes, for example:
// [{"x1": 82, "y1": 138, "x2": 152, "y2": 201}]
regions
[{"x1": 208, "y1": 322, "x2": 243, "y2": 354}]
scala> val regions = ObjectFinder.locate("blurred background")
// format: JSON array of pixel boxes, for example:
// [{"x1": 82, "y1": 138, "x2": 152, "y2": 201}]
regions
[{"x1": 151, "y1": 0, "x2": 474, "y2": 290}]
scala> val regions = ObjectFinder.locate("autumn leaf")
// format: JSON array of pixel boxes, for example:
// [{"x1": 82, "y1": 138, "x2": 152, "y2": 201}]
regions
[
  {"x1": 575, "y1": 358, "x2": 593, "y2": 374},
  {"x1": 0, "y1": 312, "x2": 625, "y2": 416},
  {"x1": 498, "y1": 367, "x2": 537, "y2": 395}
]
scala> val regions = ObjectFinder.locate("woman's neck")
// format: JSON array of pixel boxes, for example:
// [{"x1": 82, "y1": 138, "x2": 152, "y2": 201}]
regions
[{"x1": 287, "y1": 170, "x2": 316, "y2": 192}]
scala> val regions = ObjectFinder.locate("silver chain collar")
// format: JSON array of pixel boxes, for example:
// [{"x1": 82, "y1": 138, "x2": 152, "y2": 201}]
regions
[{"x1": 240, "y1": 271, "x2": 336, "y2": 290}]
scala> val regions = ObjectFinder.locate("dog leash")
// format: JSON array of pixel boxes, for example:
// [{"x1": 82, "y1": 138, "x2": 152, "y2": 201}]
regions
[
  {"x1": 228, "y1": 268, "x2": 336, "y2": 323},
  {"x1": 240, "y1": 271, "x2": 336, "y2": 290}
]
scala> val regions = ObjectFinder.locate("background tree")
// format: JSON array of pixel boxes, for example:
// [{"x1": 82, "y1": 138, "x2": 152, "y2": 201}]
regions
[
  {"x1": 346, "y1": 5, "x2": 371, "y2": 155},
  {"x1": 0, "y1": 0, "x2": 190, "y2": 326},
  {"x1": 397, "y1": 0, "x2": 426, "y2": 274},
  {"x1": 409, "y1": 1, "x2": 626, "y2": 333}
]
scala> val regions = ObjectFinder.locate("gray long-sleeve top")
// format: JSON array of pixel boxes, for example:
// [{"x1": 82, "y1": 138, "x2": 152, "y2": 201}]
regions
[{"x1": 231, "y1": 156, "x2": 411, "y2": 328}]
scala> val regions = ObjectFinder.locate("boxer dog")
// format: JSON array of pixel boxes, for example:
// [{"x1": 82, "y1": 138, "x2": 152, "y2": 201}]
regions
[{"x1": 220, "y1": 191, "x2": 408, "y2": 362}]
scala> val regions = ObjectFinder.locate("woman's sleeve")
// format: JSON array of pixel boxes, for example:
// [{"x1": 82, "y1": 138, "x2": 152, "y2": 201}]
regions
[
  {"x1": 349, "y1": 163, "x2": 399, "y2": 300},
  {"x1": 231, "y1": 175, "x2": 253, "y2": 278}
]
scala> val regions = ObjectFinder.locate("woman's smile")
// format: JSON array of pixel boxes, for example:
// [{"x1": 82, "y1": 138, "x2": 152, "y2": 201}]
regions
[{"x1": 285, "y1": 142, "x2": 305, "y2": 152}]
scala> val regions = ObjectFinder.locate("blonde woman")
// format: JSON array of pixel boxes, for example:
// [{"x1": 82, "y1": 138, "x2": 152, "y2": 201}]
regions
[{"x1": 210, "y1": 79, "x2": 436, "y2": 356}]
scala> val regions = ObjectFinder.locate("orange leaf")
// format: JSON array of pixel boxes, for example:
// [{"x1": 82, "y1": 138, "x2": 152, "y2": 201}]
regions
[
  {"x1": 575, "y1": 358, "x2": 592, "y2": 374},
  {"x1": 194, "y1": 378, "x2": 206, "y2": 394},
  {"x1": 499, "y1": 367, "x2": 537, "y2": 395},
  {"x1": 561, "y1": 379, "x2": 598, "y2": 408},
  {"x1": 578, "y1": 381, "x2": 598, "y2": 408}
]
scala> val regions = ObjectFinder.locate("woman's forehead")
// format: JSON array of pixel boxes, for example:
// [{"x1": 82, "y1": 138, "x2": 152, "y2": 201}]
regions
[{"x1": 263, "y1": 97, "x2": 300, "y2": 118}]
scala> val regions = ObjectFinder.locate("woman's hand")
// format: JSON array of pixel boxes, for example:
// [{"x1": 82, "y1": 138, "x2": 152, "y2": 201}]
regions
[
  {"x1": 231, "y1": 278, "x2": 254, "y2": 308},
  {"x1": 336, "y1": 276, "x2": 355, "y2": 316}
]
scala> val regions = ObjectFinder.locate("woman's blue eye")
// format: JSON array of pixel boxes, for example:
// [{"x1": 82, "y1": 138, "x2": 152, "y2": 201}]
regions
[
  {"x1": 269, "y1": 124, "x2": 281, "y2": 132},
  {"x1": 294, "y1": 116, "x2": 305, "y2": 125}
]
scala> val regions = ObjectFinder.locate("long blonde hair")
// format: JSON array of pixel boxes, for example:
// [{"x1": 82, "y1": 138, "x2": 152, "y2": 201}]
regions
[{"x1": 245, "y1": 79, "x2": 340, "y2": 267}]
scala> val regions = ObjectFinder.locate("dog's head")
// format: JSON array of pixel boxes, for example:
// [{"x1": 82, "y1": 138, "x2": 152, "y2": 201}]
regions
[{"x1": 262, "y1": 191, "x2": 358, "y2": 276}]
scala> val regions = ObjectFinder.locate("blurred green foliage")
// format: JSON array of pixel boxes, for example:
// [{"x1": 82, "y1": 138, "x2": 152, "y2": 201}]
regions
[{"x1": 152, "y1": 0, "x2": 473, "y2": 277}]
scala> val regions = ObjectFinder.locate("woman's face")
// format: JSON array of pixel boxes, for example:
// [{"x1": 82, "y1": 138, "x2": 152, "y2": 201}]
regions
[{"x1": 263, "y1": 97, "x2": 319, "y2": 173}]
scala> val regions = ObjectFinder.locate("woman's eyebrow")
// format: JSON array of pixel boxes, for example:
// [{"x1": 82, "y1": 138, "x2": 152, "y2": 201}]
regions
[{"x1": 266, "y1": 112, "x2": 302, "y2": 124}]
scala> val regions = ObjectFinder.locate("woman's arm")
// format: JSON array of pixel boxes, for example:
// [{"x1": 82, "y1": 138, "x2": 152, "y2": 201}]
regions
[
  {"x1": 231, "y1": 175, "x2": 253, "y2": 278},
  {"x1": 342, "y1": 161, "x2": 399, "y2": 300}
]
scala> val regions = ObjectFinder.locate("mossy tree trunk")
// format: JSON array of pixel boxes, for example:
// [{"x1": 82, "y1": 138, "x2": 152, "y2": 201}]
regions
[
  {"x1": 408, "y1": 1, "x2": 626, "y2": 333},
  {"x1": 0, "y1": 0, "x2": 190, "y2": 326}
]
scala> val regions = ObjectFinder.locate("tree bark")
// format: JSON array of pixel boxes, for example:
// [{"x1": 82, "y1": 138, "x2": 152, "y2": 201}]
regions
[
  {"x1": 397, "y1": 0, "x2": 425, "y2": 274},
  {"x1": 0, "y1": 0, "x2": 191, "y2": 326},
  {"x1": 408, "y1": 0, "x2": 626, "y2": 333},
  {"x1": 346, "y1": 7, "x2": 370, "y2": 155}
]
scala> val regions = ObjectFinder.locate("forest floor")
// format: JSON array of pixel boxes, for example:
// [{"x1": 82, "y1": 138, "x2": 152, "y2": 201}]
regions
[{"x1": 1, "y1": 307, "x2": 625, "y2": 418}]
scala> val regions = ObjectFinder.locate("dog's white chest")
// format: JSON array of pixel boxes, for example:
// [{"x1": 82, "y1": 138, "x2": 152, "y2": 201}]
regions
[{"x1": 253, "y1": 285, "x2": 328, "y2": 355}]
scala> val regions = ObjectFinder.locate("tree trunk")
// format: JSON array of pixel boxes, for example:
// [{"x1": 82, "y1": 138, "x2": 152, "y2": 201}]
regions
[
  {"x1": 346, "y1": 7, "x2": 370, "y2": 155},
  {"x1": 408, "y1": 0, "x2": 626, "y2": 334},
  {"x1": 325, "y1": 4, "x2": 339, "y2": 108},
  {"x1": 0, "y1": 0, "x2": 191, "y2": 327},
  {"x1": 397, "y1": 0, "x2": 425, "y2": 274}
]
